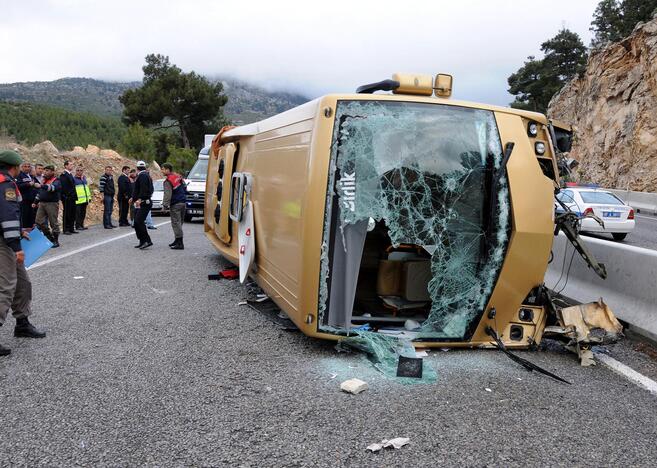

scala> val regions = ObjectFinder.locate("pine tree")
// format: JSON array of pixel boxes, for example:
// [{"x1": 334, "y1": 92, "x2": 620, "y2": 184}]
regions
[
  {"x1": 507, "y1": 29, "x2": 587, "y2": 113},
  {"x1": 120, "y1": 54, "x2": 227, "y2": 149},
  {"x1": 590, "y1": 0, "x2": 657, "y2": 47}
]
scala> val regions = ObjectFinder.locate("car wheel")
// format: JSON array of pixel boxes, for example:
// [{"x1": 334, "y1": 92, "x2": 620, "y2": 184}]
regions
[{"x1": 612, "y1": 233, "x2": 627, "y2": 241}]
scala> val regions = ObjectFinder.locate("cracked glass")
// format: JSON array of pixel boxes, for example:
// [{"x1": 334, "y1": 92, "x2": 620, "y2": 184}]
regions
[{"x1": 319, "y1": 100, "x2": 510, "y2": 341}]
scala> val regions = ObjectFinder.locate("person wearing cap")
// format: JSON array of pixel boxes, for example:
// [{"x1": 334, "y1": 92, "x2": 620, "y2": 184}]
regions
[
  {"x1": 33, "y1": 165, "x2": 61, "y2": 248},
  {"x1": 0, "y1": 150, "x2": 47, "y2": 356},
  {"x1": 73, "y1": 166, "x2": 91, "y2": 230},
  {"x1": 162, "y1": 163, "x2": 187, "y2": 249},
  {"x1": 132, "y1": 160, "x2": 154, "y2": 249}
]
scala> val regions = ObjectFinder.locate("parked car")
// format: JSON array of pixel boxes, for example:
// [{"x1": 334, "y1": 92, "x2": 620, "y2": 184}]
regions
[
  {"x1": 151, "y1": 179, "x2": 168, "y2": 215},
  {"x1": 555, "y1": 187, "x2": 635, "y2": 241}
]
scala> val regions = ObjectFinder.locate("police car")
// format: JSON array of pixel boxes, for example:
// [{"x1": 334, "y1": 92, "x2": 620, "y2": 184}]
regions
[{"x1": 556, "y1": 185, "x2": 635, "y2": 241}]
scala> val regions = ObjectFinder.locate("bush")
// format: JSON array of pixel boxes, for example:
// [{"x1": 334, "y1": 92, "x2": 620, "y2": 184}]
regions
[
  {"x1": 166, "y1": 145, "x2": 197, "y2": 174},
  {"x1": 121, "y1": 123, "x2": 155, "y2": 161}
]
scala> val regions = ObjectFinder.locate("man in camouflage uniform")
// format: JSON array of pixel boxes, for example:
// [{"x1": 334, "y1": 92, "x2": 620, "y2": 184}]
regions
[{"x1": 0, "y1": 150, "x2": 47, "y2": 356}]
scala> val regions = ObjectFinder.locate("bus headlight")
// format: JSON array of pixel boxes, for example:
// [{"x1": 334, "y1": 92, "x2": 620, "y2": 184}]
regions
[{"x1": 535, "y1": 141, "x2": 546, "y2": 155}]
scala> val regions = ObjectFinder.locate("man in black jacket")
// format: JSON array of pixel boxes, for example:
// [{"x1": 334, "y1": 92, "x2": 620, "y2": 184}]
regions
[
  {"x1": 132, "y1": 161, "x2": 154, "y2": 249},
  {"x1": 16, "y1": 162, "x2": 40, "y2": 229},
  {"x1": 99, "y1": 165, "x2": 116, "y2": 229},
  {"x1": 117, "y1": 165, "x2": 131, "y2": 227},
  {"x1": 59, "y1": 160, "x2": 78, "y2": 235}
]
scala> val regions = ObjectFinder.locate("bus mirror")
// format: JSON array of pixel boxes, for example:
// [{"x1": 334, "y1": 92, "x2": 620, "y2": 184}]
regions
[{"x1": 434, "y1": 74, "x2": 453, "y2": 98}]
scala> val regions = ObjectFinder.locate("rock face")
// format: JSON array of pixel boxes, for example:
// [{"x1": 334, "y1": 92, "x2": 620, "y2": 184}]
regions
[{"x1": 548, "y1": 17, "x2": 657, "y2": 191}]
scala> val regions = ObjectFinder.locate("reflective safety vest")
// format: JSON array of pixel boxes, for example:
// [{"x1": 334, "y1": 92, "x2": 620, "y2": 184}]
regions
[{"x1": 74, "y1": 177, "x2": 91, "y2": 205}]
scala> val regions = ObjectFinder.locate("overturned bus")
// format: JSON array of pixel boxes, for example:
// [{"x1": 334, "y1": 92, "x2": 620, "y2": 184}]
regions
[{"x1": 204, "y1": 73, "x2": 580, "y2": 349}]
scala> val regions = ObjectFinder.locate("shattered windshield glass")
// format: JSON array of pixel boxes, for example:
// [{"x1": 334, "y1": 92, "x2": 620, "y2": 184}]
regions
[{"x1": 319, "y1": 100, "x2": 510, "y2": 340}]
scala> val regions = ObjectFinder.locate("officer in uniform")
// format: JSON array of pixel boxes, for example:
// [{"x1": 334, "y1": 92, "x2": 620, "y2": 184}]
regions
[
  {"x1": 161, "y1": 163, "x2": 187, "y2": 250},
  {"x1": 0, "y1": 150, "x2": 47, "y2": 356}
]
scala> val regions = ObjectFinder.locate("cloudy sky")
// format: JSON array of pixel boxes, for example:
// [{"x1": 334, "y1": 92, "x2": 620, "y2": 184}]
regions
[{"x1": 1, "y1": 0, "x2": 600, "y2": 105}]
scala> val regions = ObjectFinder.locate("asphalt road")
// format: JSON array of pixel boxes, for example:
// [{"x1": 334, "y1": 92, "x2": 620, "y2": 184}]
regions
[
  {"x1": 1, "y1": 220, "x2": 657, "y2": 466},
  {"x1": 582, "y1": 213, "x2": 657, "y2": 250}
]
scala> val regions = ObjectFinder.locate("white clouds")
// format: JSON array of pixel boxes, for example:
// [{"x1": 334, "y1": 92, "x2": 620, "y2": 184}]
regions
[{"x1": 0, "y1": 0, "x2": 600, "y2": 105}]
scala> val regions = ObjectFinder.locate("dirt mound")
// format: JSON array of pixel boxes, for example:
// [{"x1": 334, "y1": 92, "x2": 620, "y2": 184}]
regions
[
  {"x1": 548, "y1": 16, "x2": 657, "y2": 191},
  {"x1": 0, "y1": 137, "x2": 162, "y2": 225}
]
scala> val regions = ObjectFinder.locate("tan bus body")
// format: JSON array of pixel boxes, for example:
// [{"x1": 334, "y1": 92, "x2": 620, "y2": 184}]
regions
[{"x1": 205, "y1": 86, "x2": 561, "y2": 349}]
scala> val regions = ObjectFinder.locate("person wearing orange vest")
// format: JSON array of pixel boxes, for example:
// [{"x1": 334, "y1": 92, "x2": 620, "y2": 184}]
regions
[
  {"x1": 0, "y1": 150, "x2": 47, "y2": 356},
  {"x1": 162, "y1": 163, "x2": 187, "y2": 250}
]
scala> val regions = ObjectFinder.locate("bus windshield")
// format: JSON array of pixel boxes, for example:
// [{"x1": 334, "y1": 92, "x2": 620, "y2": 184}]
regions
[{"x1": 319, "y1": 100, "x2": 511, "y2": 340}]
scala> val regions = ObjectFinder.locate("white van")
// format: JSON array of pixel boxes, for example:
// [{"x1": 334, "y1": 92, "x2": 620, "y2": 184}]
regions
[{"x1": 184, "y1": 146, "x2": 210, "y2": 221}]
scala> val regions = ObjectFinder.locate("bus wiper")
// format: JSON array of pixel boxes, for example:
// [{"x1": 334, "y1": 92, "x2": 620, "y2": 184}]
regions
[{"x1": 485, "y1": 326, "x2": 571, "y2": 384}]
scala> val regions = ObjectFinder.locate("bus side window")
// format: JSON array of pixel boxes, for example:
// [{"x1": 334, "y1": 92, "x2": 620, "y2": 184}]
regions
[{"x1": 216, "y1": 160, "x2": 225, "y2": 200}]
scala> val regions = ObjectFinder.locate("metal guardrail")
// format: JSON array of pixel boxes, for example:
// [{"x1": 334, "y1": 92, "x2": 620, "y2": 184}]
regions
[
  {"x1": 545, "y1": 233, "x2": 657, "y2": 342},
  {"x1": 607, "y1": 189, "x2": 657, "y2": 215}
]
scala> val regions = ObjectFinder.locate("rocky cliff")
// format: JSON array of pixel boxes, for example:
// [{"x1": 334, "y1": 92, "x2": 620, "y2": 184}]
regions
[{"x1": 548, "y1": 16, "x2": 657, "y2": 191}]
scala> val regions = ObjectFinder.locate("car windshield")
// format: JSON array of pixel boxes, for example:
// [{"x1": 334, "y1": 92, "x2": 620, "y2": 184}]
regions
[
  {"x1": 153, "y1": 179, "x2": 164, "y2": 191},
  {"x1": 188, "y1": 159, "x2": 208, "y2": 180},
  {"x1": 579, "y1": 191, "x2": 623, "y2": 205}
]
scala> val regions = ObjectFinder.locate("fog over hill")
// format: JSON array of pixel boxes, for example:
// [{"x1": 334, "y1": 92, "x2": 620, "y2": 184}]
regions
[{"x1": 0, "y1": 77, "x2": 309, "y2": 124}]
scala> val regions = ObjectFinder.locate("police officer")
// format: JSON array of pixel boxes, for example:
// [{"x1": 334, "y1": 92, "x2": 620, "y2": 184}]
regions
[
  {"x1": 33, "y1": 165, "x2": 62, "y2": 248},
  {"x1": 162, "y1": 163, "x2": 187, "y2": 250},
  {"x1": 0, "y1": 150, "x2": 46, "y2": 356},
  {"x1": 132, "y1": 161, "x2": 154, "y2": 249}
]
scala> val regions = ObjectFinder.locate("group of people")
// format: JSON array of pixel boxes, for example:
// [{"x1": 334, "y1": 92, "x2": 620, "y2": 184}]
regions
[
  {"x1": 0, "y1": 149, "x2": 190, "y2": 356},
  {"x1": 12, "y1": 158, "x2": 188, "y2": 250}
]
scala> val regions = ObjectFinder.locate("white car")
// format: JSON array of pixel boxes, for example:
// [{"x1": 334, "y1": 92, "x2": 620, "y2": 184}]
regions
[
  {"x1": 151, "y1": 179, "x2": 168, "y2": 215},
  {"x1": 556, "y1": 187, "x2": 635, "y2": 241}
]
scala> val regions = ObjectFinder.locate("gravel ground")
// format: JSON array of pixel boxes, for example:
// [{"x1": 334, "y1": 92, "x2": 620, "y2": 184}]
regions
[{"x1": 1, "y1": 221, "x2": 656, "y2": 466}]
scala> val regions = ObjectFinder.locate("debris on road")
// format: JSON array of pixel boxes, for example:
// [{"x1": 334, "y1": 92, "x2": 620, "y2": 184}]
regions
[
  {"x1": 340, "y1": 378, "x2": 368, "y2": 394},
  {"x1": 366, "y1": 437, "x2": 410, "y2": 452},
  {"x1": 73, "y1": 276, "x2": 84, "y2": 279},
  {"x1": 208, "y1": 268, "x2": 239, "y2": 281},
  {"x1": 396, "y1": 356, "x2": 423, "y2": 378},
  {"x1": 339, "y1": 332, "x2": 437, "y2": 384},
  {"x1": 544, "y1": 298, "x2": 623, "y2": 366}
]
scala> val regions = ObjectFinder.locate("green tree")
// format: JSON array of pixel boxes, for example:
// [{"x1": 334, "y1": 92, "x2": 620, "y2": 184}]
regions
[
  {"x1": 119, "y1": 54, "x2": 228, "y2": 149},
  {"x1": 166, "y1": 145, "x2": 197, "y2": 174},
  {"x1": 507, "y1": 29, "x2": 587, "y2": 113},
  {"x1": 590, "y1": 0, "x2": 657, "y2": 47},
  {"x1": 541, "y1": 29, "x2": 588, "y2": 80},
  {"x1": 121, "y1": 123, "x2": 155, "y2": 161}
]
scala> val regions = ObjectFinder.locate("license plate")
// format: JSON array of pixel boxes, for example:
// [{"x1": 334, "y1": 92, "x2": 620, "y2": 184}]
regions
[
  {"x1": 603, "y1": 211, "x2": 620, "y2": 218},
  {"x1": 188, "y1": 210, "x2": 202, "y2": 215}
]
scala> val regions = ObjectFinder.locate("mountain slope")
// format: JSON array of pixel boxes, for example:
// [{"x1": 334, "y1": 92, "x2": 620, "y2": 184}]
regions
[{"x1": 0, "y1": 77, "x2": 309, "y2": 124}]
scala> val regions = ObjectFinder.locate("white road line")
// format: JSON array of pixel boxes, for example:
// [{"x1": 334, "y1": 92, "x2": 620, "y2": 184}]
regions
[
  {"x1": 596, "y1": 353, "x2": 657, "y2": 396},
  {"x1": 27, "y1": 221, "x2": 171, "y2": 271},
  {"x1": 636, "y1": 214, "x2": 657, "y2": 222}
]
